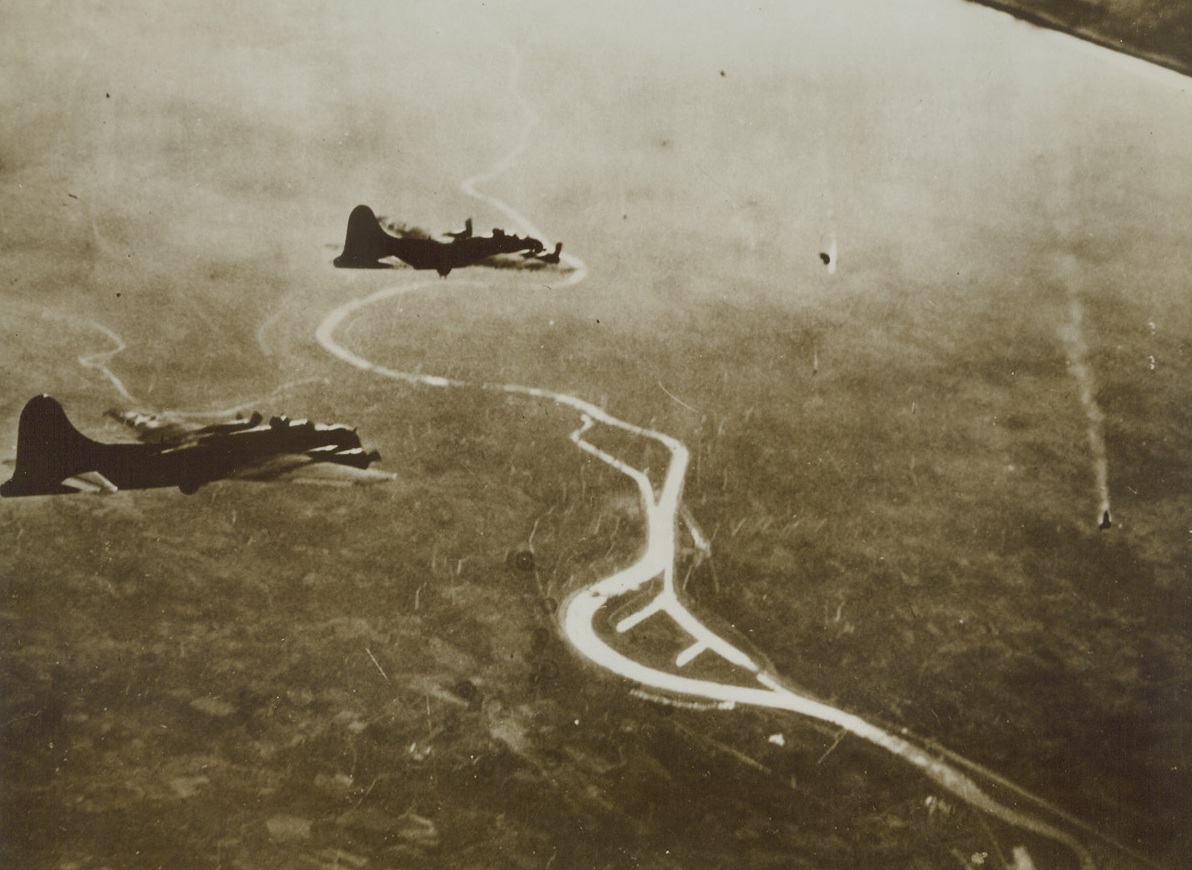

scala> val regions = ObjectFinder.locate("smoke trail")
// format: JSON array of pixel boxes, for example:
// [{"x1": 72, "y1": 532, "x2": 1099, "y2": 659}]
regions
[{"x1": 1055, "y1": 283, "x2": 1112, "y2": 527}]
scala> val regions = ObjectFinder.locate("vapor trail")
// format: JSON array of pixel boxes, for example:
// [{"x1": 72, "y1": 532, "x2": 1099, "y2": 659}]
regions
[
  {"x1": 457, "y1": 46, "x2": 587, "y2": 287},
  {"x1": 32, "y1": 306, "x2": 327, "y2": 419},
  {"x1": 36, "y1": 311, "x2": 141, "y2": 404}
]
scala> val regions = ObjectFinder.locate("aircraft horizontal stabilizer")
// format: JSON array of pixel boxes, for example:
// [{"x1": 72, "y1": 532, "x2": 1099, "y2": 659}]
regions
[{"x1": 60, "y1": 472, "x2": 119, "y2": 494}]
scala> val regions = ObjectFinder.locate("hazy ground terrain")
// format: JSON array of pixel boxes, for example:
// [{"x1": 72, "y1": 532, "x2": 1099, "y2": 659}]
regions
[{"x1": 2, "y1": 2, "x2": 1190, "y2": 868}]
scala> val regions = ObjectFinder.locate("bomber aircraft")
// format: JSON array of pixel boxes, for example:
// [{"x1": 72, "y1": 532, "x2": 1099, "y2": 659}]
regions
[
  {"x1": 333, "y1": 204, "x2": 545, "y2": 276},
  {"x1": 0, "y1": 395, "x2": 392, "y2": 497}
]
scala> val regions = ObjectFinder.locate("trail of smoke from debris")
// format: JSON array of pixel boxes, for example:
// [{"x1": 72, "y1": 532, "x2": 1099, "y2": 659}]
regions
[
  {"x1": 1047, "y1": 150, "x2": 1113, "y2": 529},
  {"x1": 1057, "y1": 287, "x2": 1112, "y2": 527}
]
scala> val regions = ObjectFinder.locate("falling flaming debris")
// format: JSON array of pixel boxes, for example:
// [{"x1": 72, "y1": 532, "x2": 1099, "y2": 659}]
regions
[
  {"x1": 1100, "y1": 510, "x2": 1112, "y2": 530},
  {"x1": 820, "y1": 231, "x2": 838, "y2": 274}
]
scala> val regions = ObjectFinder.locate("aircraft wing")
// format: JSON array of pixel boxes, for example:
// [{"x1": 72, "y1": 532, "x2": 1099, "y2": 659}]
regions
[
  {"x1": 377, "y1": 217, "x2": 434, "y2": 240},
  {"x1": 105, "y1": 408, "x2": 197, "y2": 445},
  {"x1": 106, "y1": 408, "x2": 265, "y2": 446},
  {"x1": 281, "y1": 464, "x2": 397, "y2": 487},
  {"x1": 225, "y1": 454, "x2": 396, "y2": 486}
]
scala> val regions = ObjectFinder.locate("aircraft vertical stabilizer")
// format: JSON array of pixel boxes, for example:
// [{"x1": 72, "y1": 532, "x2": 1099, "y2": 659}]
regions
[
  {"x1": 1, "y1": 396, "x2": 101, "y2": 497},
  {"x1": 334, "y1": 204, "x2": 397, "y2": 268}
]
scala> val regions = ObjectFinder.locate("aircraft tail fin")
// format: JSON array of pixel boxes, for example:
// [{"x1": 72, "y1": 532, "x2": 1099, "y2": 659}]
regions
[
  {"x1": 1, "y1": 396, "x2": 102, "y2": 497},
  {"x1": 334, "y1": 204, "x2": 398, "y2": 268}
]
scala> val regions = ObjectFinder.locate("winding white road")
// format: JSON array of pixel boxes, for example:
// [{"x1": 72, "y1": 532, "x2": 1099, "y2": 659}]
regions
[
  {"x1": 316, "y1": 283, "x2": 1102, "y2": 870},
  {"x1": 304, "y1": 45, "x2": 1173, "y2": 870}
]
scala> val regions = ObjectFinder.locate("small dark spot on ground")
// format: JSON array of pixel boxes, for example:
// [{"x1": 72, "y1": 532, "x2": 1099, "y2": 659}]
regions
[{"x1": 450, "y1": 679, "x2": 481, "y2": 706}]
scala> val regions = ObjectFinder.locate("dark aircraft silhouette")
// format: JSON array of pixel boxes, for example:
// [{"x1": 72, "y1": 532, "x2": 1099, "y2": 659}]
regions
[
  {"x1": 1, "y1": 395, "x2": 392, "y2": 497},
  {"x1": 334, "y1": 204, "x2": 544, "y2": 276}
]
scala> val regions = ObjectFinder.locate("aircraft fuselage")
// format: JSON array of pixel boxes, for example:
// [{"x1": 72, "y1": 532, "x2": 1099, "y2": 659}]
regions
[
  {"x1": 333, "y1": 204, "x2": 543, "y2": 275},
  {"x1": 1, "y1": 396, "x2": 381, "y2": 497}
]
